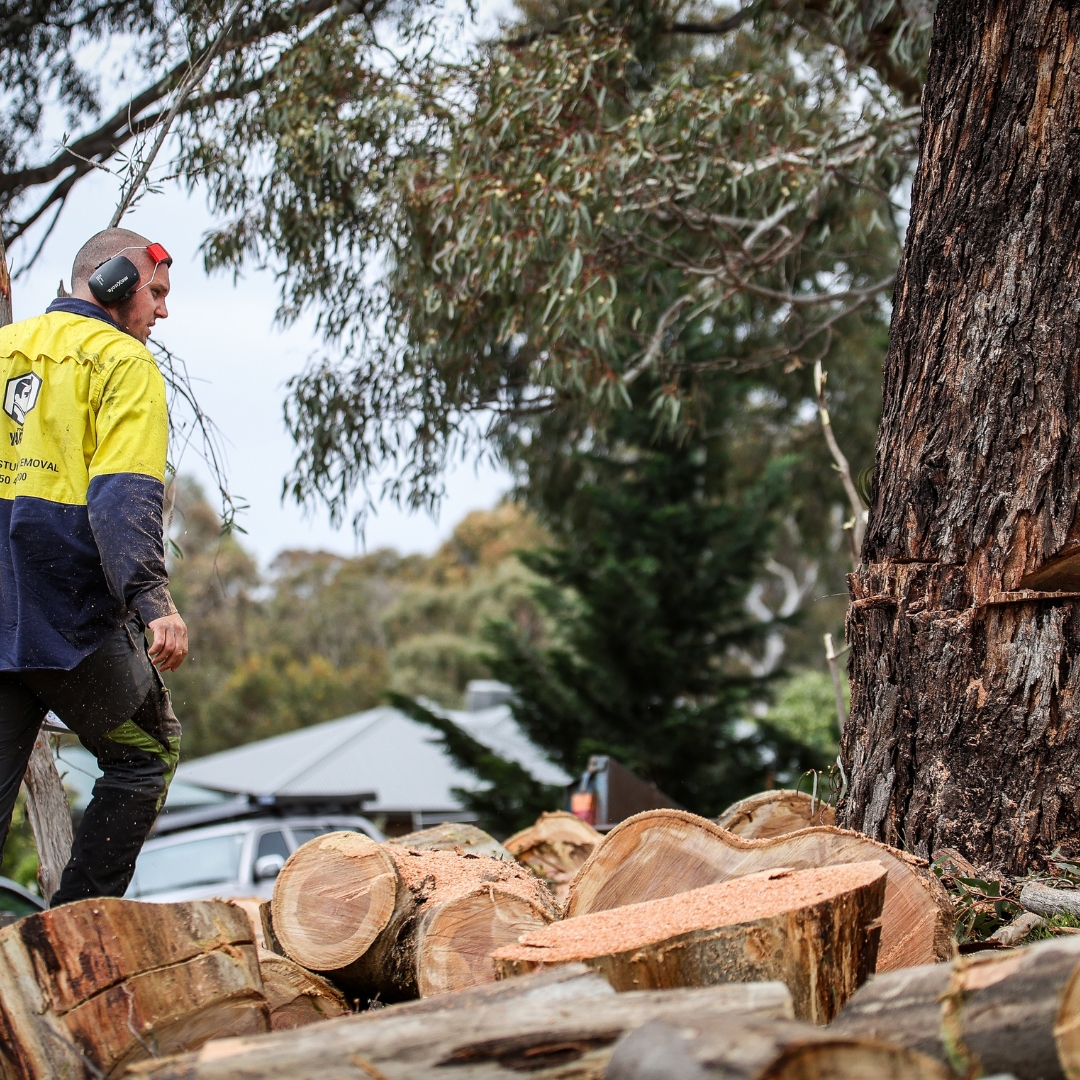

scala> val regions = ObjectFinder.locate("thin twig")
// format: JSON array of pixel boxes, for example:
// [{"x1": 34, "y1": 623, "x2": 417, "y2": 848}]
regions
[{"x1": 814, "y1": 360, "x2": 866, "y2": 564}]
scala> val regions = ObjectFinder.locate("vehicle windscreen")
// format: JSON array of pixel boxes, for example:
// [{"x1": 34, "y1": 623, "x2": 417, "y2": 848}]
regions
[{"x1": 127, "y1": 833, "x2": 245, "y2": 897}]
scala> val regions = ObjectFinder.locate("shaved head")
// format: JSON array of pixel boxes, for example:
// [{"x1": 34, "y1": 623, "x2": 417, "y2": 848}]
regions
[{"x1": 71, "y1": 228, "x2": 152, "y2": 290}]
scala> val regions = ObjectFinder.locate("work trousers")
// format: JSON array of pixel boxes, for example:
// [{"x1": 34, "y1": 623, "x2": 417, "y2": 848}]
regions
[{"x1": 0, "y1": 621, "x2": 180, "y2": 905}]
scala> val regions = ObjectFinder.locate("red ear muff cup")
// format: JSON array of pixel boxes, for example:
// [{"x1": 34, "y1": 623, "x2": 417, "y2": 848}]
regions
[
  {"x1": 146, "y1": 242, "x2": 172, "y2": 267},
  {"x1": 89, "y1": 256, "x2": 140, "y2": 305}
]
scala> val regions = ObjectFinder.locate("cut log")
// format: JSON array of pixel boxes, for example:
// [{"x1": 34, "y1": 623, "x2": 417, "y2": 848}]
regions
[
  {"x1": 604, "y1": 1017, "x2": 952, "y2": 1080},
  {"x1": 565, "y1": 808, "x2": 953, "y2": 972},
  {"x1": 496, "y1": 862, "x2": 886, "y2": 1024},
  {"x1": 387, "y1": 822, "x2": 513, "y2": 861},
  {"x1": 830, "y1": 934, "x2": 1080, "y2": 1080},
  {"x1": 229, "y1": 897, "x2": 269, "y2": 950},
  {"x1": 125, "y1": 973, "x2": 794, "y2": 1080},
  {"x1": 271, "y1": 831, "x2": 558, "y2": 999},
  {"x1": 989, "y1": 911, "x2": 1046, "y2": 947},
  {"x1": 1021, "y1": 882, "x2": 1080, "y2": 920},
  {"x1": 716, "y1": 790, "x2": 835, "y2": 838},
  {"x1": 257, "y1": 948, "x2": 350, "y2": 1030},
  {"x1": 23, "y1": 728, "x2": 73, "y2": 902},
  {"x1": 504, "y1": 811, "x2": 601, "y2": 904},
  {"x1": 0, "y1": 897, "x2": 267, "y2": 1079}
]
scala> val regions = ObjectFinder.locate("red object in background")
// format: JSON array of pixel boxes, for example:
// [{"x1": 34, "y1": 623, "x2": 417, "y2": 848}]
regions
[{"x1": 571, "y1": 792, "x2": 596, "y2": 825}]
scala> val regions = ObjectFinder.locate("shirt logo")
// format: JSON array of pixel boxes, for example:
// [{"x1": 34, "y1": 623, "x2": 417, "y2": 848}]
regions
[{"x1": 3, "y1": 372, "x2": 42, "y2": 426}]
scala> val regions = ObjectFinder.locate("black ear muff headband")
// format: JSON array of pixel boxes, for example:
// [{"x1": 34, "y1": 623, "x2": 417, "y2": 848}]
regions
[{"x1": 88, "y1": 243, "x2": 173, "y2": 306}]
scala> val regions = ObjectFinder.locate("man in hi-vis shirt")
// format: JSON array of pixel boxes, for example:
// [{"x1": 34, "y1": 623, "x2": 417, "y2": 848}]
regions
[{"x1": 0, "y1": 227, "x2": 188, "y2": 905}]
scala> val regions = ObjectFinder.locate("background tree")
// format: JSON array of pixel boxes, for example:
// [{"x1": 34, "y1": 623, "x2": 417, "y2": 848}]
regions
[{"x1": 841, "y1": 0, "x2": 1080, "y2": 874}]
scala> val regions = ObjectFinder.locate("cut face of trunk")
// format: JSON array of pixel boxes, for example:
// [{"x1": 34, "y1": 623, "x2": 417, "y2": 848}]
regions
[
  {"x1": 605, "y1": 1017, "x2": 953, "y2": 1080},
  {"x1": 497, "y1": 863, "x2": 887, "y2": 1024},
  {"x1": 124, "y1": 972, "x2": 795, "y2": 1080},
  {"x1": 841, "y1": 0, "x2": 1080, "y2": 872},
  {"x1": 504, "y1": 811, "x2": 602, "y2": 904},
  {"x1": 271, "y1": 831, "x2": 558, "y2": 1000},
  {"x1": 717, "y1": 791, "x2": 836, "y2": 839},
  {"x1": 256, "y1": 949, "x2": 350, "y2": 1030},
  {"x1": 831, "y1": 935, "x2": 1080, "y2": 1080},
  {"x1": 0, "y1": 898, "x2": 267, "y2": 1079},
  {"x1": 564, "y1": 809, "x2": 953, "y2": 972}
]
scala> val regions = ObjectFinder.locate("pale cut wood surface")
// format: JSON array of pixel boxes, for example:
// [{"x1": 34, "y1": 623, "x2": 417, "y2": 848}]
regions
[
  {"x1": 124, "y1": 977, "x2": 794, "y2": 1080},
  {"x1": 716, "y1": 790, "x2": 836, "y2": 838},
  {"x1": 831, "y1": 934, "x2": 1080, "y2": 1080},
  {"x1": 0, "y1": 898, "x2": 267, "y2": 1079},
  {"x1": 496, "y1": 863, "x2": 886, "y2": 1024},
  {"x1": 504, "y1": 811, "x2": 601, "y2": 904},
  {"x1": 271, "y1": 833, "x2": 557, "y2": 999},
  {"x1": 565, "y1": 809, "x2": 953, "y2": 971},
  {"x1": 271, "y1": 831, "x2": 401, "y2": 975},
  {"x1": 387, "y1": 822, "x2": 513, "y2": 861},
  {"x1": 23, "y1": 728, "x2": 73, "y2": 903},
  {"x1": 605, "y1": 1017, "x2": 953, "y2": 1080},
  {"x1": 257, "y1": 949, "x2": 349, "y2": 1030}
]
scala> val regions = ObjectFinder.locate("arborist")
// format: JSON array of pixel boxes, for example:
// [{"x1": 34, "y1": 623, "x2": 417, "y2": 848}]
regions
[{"x1": 0, "y1": 227, "x2": 188, "y2": 905}]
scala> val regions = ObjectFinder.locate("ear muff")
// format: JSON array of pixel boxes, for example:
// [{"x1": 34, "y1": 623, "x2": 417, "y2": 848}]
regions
[{"x1": 89, "y1": 256, "x2": 140, "y2": 305}]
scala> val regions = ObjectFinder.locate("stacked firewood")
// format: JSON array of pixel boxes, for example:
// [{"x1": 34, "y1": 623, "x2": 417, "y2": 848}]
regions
[{"x1": 6, "y1": 794, "x2": 1080, "y2": 1078}]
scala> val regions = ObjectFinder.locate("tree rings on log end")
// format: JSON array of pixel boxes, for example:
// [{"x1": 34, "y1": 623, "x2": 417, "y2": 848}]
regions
[
  {"x1": 417, "y1": 885, "x2": 555, "y2": 997},
  {"x1": 271, "y1": 831, "x2": 399, "y2": 972}
]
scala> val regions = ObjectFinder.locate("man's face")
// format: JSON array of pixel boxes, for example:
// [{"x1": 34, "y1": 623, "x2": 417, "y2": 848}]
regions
[{"x1": 114, "y1": 256, "x2": 170, "y2": 344}]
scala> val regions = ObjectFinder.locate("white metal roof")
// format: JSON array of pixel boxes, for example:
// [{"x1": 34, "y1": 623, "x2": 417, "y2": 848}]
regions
[{"x1": 174, "y1": 704, "x2": 570, "y2": 813}]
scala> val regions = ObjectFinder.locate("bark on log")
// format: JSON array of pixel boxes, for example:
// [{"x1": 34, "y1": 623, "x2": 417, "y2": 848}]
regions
[
  {"x1": 504, "y1": 811, "x2": 601, "y2": 904},
  {"x1": 989, "y1": 911, "x2": 1046, "y2": 946},
  {"x1": 257, "y1": 949, "x2": 350, "y2": 1030},
  {"x1": 125, "y1": 973, "x2": 794, "y2": 1080},
  {"x1": 830, "y1": 934, "x2": 1080, "y2": 1080},
  {"x1": 497, "y1": 863, "x2": 885, "y2": 1024},
  {"x1": 716, "y1": 790, "x2": 836, "y2": 838},
  {"x1": 564, "y1": 809, "x2": 953, "y2": 972},
  {"x1": 1021, "y1": 882, "x2": 1080, "y2": 920},
  {"x1": 386, "y1": 822, "x2": 513, "y2": 861},
  {"x1": 0, "y1": 897, "x2": 267, "y2": 1079},
  {"x1": 840, "y1": 0, "x2": 1080, "y2": 874},
  {"x1": 23, "y1": 729, "x2": 73, "y2": 903},
  {"x1": 604, "y1": 1017, "x2": 952, "y2": 1080},
  {"x1": 271, "y1": 831, "x2": 558, "y2": 1000}
]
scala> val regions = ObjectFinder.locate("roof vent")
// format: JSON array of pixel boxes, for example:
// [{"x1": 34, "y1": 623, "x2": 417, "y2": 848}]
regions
[{"x1": 465, "y1": 679, "x2": 514, "y2": 711}]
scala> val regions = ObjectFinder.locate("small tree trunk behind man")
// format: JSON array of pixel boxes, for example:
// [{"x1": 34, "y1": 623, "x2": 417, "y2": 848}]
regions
[{"x1": 841, "y1": 1, "x2": 1080, "y2": 873}]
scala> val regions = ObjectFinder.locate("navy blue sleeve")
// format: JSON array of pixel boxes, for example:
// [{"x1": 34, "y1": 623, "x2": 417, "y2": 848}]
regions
[{"x1": 86, "y1": 473, "x2": 176, "y2": 626}]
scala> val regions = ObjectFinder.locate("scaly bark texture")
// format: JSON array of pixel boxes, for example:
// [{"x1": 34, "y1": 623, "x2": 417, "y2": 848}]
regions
[{"x1": 841, "y1": 0, "x2": 1080, "y2": 872}]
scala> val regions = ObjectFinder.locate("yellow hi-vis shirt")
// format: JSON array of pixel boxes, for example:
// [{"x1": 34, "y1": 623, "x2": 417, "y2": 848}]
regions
[{"x1": 0, "y1": 299, "x2": 175, "y2": 670}]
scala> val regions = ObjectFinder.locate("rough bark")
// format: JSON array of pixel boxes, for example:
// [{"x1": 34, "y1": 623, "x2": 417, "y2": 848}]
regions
[
  {"x1": 271, "y1": 831, "x2": 557, "y2": 1000},
  {"x1": 22, "y1": 729, "x2": 73, "y2": 902},
  {"x1": 604, "y1": 1018, "x2": 953, "y2": 1080},
  {"x1": 0, "y1": 898, "x2": 268, "y2": 1079},
  {"x1": 125, "y1": 975, "x2": 793, "y2": 1080},
  {"x1": 386, "y1": 822, "x2": 513, "y2": 861},
  {"x1": 564, "y1": 810, "x2": 953, "y2": 972},
  {"x1": 841, "y1": 0, "x2": 1080, "y2": 872},
  {"x1": 497, "y1": 863, "x2": 885, "y2": 1024},
  {"x1": 830, "y1": 935, "x2": 1080, "y2": 1080},
  {"x1": 716, "y1": 790, "x2": 836, "y2": 838}
]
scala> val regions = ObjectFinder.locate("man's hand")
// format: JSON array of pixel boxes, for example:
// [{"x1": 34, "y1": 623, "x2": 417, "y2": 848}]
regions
[{"x1": 147, "y1": 613, "x2": 188, "y2": 671}]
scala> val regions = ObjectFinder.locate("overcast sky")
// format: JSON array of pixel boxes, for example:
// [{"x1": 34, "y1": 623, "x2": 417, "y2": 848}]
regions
[{"x1": 9, "y1": 170, "x2": 512, "y2": 566}]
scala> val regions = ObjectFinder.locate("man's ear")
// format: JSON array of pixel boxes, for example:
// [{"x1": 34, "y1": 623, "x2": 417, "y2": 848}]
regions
[{"x1": 57, "y1": 279, "x2": 70, "y2": 298}]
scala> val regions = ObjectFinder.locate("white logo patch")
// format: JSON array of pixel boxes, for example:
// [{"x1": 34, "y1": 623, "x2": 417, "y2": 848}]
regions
[{"x1": 3, "y1": 372, "x2": 42, "y2": 426}]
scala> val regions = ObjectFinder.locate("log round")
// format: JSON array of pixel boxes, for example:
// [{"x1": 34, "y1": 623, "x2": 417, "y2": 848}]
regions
[
  {"x1": 257, "y1": 949, "x2": 350, "y2": 1030},
  {"x1": 605, "y1": 1018, "x2": 953, "y2": 1080},
  {"x1": 831, "y1": 935, "x2": 1080, "y2": 1080},
  {"x1": 564, "y1": 809, "x2": 952, "y2": 971},
  {"x1": 716, "y1": 790, "x2": 836, "y2": 838},
  {"x1": 496, "y1": 863, "x2": 887, "y2": 1024},
  {"x1": 504, "y1": 811, "x2": 601, "y2": 904},
  {"x1": 415, "y1": 884, "x2": 555, "y2": 997},
  {"x1": 271, "y1": 832, "x2": 401, "y2": 975},
  {"x1": 387, "y1": 822, "x2": 514, "y2": 862},
  {"x1": 272, "y1": 835, "x2": 558, "y2": 1000}
]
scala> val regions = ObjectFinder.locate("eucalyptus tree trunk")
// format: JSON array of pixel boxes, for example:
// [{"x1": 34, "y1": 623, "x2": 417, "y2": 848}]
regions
[{"x1": 841, "y1": 0, "x2": 1080, "y2": 873}]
